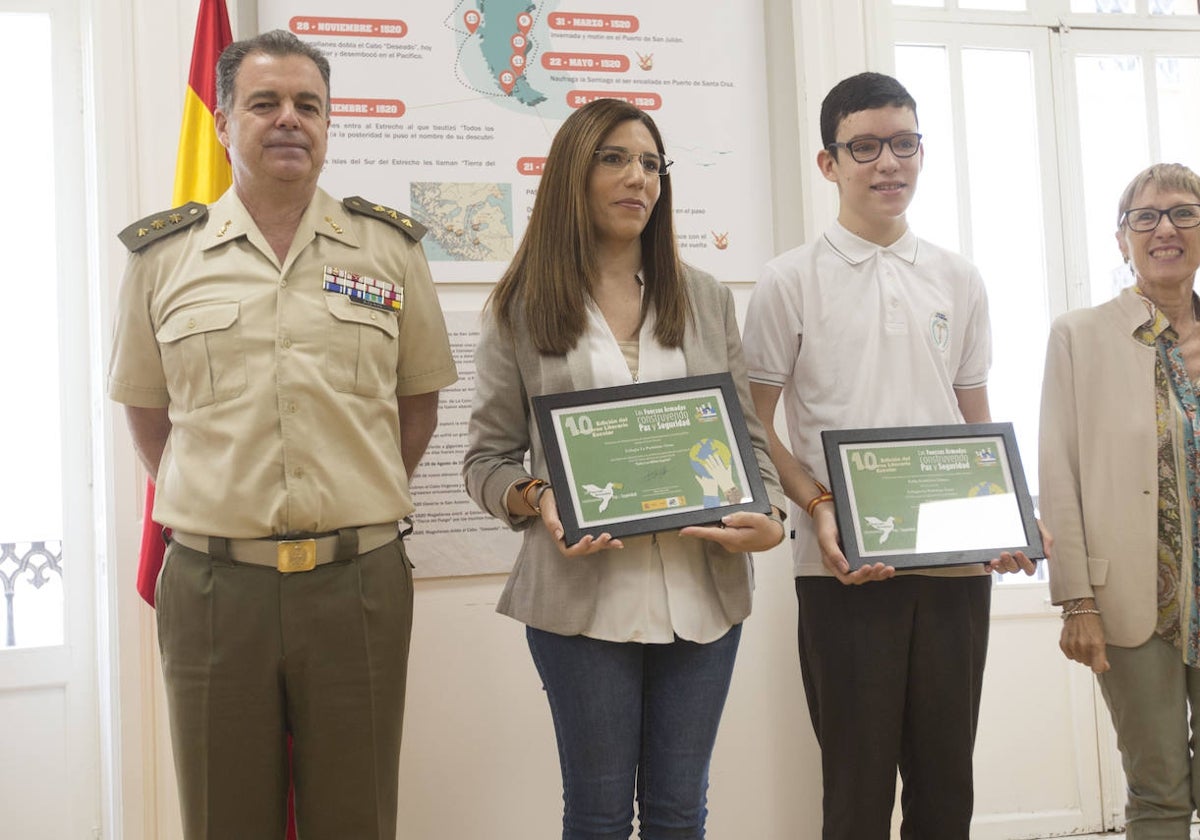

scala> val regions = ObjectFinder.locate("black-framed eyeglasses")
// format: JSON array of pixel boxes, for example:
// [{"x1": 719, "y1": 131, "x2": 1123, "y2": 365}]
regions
[
  {"x1": 1121, "y1": 204, "x2": 1200, "y2": 233},
  {"x1": 593, "y1": 146, "x2": 673, "y2": 176},
  {"x1": 826, "y1": 132, "x2": 922, "y2": 164}
]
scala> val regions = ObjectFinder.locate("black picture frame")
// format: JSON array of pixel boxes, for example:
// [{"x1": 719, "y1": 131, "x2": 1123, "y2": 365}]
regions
[
  {"x1": 533, "y1": 373, "x2": 771, "y2": 546},
  {"x1": 821, "y1": 422, "x2": 1043, "y2": 570}
]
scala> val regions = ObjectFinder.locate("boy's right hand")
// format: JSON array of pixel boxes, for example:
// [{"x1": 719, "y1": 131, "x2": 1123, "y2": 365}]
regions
[{"x1": 814, "y1": 503, "x2": 895, "y2": 585}]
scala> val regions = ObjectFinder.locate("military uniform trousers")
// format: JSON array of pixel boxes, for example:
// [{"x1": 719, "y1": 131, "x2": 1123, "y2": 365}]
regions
[{"x1": 156, "y1": 534, "x2": 414, "y2": 840}]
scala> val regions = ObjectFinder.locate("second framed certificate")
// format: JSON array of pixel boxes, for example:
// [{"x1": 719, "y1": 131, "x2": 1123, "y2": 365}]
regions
[
  {"x1": 533, "y1": 373, "x2": 771, "y2": 546},
  {"x1": 821, "y1": 423, "x2": 1044, "y2": 570}
]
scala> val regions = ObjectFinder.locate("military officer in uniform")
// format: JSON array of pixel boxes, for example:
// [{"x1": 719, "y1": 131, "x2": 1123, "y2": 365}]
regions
[{"x1": 107, "y1": 29, "x2": 456, "y2": 840}]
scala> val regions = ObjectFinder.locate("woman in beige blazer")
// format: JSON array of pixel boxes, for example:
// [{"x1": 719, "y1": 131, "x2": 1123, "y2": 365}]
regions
[
  {"x1": 1040, "y1": 163, "x2": 1200, "y2": 839},
  {"x1": 463, "y1": 99, "x2": 785, "y2": 839}
]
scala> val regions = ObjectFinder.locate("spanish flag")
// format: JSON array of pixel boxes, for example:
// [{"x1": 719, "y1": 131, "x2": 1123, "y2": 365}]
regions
[{"x1": 135, "y1": 0, "x2": 232, "y2": 608}]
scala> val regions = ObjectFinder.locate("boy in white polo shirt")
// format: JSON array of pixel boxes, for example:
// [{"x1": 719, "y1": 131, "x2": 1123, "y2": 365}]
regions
[{"x1": 742, "y1": 72, "x2": 1038, "y2": 839}]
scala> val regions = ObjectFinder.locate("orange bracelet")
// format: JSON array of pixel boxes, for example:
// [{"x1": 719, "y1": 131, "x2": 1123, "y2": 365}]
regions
[
  {"x1": 520, "y1": 478, "x2": 550, "y2": 514},
  {"x1": 805, "y1": 491, "x2": 834, "y2": 517}
]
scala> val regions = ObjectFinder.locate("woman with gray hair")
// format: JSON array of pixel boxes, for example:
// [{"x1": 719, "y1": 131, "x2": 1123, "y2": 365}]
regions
[{"x1": 1040, "y1": 162, "x2": 1200, "y2": 838}]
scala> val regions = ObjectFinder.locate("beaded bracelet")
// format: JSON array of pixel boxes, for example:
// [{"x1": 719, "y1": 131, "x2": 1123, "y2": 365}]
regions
[{"x1": 1061, "y1": 608, "x2": 1101, "y2": 620}]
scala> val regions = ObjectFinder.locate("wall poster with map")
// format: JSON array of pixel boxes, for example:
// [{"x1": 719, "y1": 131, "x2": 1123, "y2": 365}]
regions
[
  {"x1": 258, "y1": 0, "x2": 774, "y2": 283},
  {"x1": 256, "y1": 0, "x2": 774, "y2": 576}
]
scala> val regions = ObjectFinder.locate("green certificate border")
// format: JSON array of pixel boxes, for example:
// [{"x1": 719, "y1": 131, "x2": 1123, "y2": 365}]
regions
[
  {"x1": 821, "y1": 423, "x2": 1044, "y2": 570},
  {"x1": 533, "y1": 373, "x2": 771, "y2": 546}
]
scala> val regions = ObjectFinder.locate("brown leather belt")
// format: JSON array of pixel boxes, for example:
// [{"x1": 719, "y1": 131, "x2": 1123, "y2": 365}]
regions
[{"x1": 171, "y1": 523, "x2": 399, "y2": 572}]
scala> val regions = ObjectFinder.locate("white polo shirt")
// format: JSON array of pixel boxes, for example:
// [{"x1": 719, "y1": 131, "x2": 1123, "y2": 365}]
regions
[{"x1": 743, "y1": 222, "x2": 992, "y2": 576}]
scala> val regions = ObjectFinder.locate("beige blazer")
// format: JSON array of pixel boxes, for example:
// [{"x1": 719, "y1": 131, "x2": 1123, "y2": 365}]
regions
[
  {"x1": 463, "y1": 266, "x2": 786, "y2": 635},
  {"x1": 1039, "y1": 286, "x2": 1160, "y2": 647}
]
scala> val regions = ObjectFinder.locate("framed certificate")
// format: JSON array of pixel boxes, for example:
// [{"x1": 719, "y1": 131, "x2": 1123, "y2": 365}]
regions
[
  {"x1": 821, "y1": 423, "x2": 1043, "y2": 570},
  {"x1": 532, "y1": 373, "x2": 771, "y2": 546}
]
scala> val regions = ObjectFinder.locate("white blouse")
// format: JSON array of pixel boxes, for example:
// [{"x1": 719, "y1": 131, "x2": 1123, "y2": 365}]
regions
[{"x1": 576, "y1": 294, "x2": 733, "y2": 645}]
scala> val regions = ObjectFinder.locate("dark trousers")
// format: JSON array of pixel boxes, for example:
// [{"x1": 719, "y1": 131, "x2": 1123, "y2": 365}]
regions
[
  {"x1": 157, "y1": 537, "x2": 414, "y2": 840},
  {"x1": 796, "y1": 574, "x2": 991, "y2": 840}
]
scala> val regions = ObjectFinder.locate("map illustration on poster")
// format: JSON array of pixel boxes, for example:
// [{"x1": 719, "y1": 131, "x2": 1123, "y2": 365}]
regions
[{"x1": 259, "y1": 0, "x2": 774, "y2": 283}]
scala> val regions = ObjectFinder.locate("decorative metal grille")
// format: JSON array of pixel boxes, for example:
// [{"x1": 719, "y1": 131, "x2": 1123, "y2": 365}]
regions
[{"x1": 0, "y1": 541, "x2": 63, "y2": 647}]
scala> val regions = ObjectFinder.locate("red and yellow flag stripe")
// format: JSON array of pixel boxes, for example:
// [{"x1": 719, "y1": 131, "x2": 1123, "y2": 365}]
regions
[
  {"x1": 171, "y1": 0, "x2": 233, "y2": 206},
  {"x1": 137, "y1": 0, "x2": 233, "y2": 608}
]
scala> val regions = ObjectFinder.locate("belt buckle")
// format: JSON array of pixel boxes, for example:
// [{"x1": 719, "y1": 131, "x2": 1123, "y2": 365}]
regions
[{"x1": 277, "y1": 539, "x2": 317, "y2": 573}]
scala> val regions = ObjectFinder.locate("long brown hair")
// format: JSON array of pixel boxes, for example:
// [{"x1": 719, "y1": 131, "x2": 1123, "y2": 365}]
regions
[{"x1": 489, "y1": 98, "x2": 688, "y2": 354}]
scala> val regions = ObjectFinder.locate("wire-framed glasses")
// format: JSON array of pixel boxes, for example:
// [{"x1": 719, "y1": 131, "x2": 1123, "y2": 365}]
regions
[
  {"x1": 593, "y1": 146, "x2": 672, "y2": 176},
  {"x1": 826, "y1": 132, "x2": 922, "y2": 164},
  {"x1": 1121, "y1": 204, "x2": 1200, "y2": 232}
]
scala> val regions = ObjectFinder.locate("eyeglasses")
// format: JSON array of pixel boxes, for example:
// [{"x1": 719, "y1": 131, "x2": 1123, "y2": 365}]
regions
[
  {"x1": 593, "y1": 146, "x2": 672, "y2": 176},
  {"x1": 826, "y1": 132, "x2": 922, "y2": 164},
  {"x1": 1120, "y1": 204, "x2": 1200, "y2": 232}
]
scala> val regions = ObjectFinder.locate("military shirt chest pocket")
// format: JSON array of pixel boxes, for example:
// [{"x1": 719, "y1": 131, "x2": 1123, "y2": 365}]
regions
[
  {"x1": 324, "y1": 293, "x2": 400, "y2": 397},
  {"x1": 156, "y1": 302, "x2": 247, "y2": 411}
]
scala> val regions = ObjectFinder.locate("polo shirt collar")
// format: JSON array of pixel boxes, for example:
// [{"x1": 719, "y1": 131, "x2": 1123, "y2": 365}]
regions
[{"x1": 823, "y1": 221, "x2": 919, "y2": 266}]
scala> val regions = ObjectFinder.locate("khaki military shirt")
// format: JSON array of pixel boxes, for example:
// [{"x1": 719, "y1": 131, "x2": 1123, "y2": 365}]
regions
[{"x1": 108, "y1": 187, "x2": 457, "y2": 537}]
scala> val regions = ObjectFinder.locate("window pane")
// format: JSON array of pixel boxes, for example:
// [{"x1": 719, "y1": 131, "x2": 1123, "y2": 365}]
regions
[
  {"x1": 1075, "y1": 55, "x2": 1147, "y2": 307},
  {"x1": 960, "y1": 0, "x2": 1027, "y2": 9},
  {"x1": 894, "y1": 44, "x2": 962, "y2": 252},
  {"x1": 0, "y1": 13, "x2": 63, "y2": 649},
  {"x1": 961, "y1": 48, "x2": 1048, "y2": 494},
  {"x1": 1152, "y1": 0, "x2": 1200, "y2": 15},
  {"x1": 1158, "y1": 57, "x2": 1200, "y2": 167},
  {"x1": 1071, "y1": 0, "x2": 1134, "y2": 11}
]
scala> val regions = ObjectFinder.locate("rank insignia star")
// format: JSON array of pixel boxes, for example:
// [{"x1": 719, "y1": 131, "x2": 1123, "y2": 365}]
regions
[
  {"x1": 118, "y1": 201, "x2": 208, "y2": 251},
  {"x1": 343, "y1": 196, "x2": 427, "y2": 242}
]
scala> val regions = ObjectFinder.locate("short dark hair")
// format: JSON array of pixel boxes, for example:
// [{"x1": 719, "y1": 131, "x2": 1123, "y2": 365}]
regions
[
  {"x1": 216, "y1": 29, "x2": 331, "y2": 113},
  {"x1": 820, "y1": 72, "x2": 918, "y2": 151}
]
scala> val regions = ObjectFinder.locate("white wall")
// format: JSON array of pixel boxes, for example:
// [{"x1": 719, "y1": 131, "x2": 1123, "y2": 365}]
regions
[{"x1": 92, "y1": 1, "x2": 882, "y2": 837}]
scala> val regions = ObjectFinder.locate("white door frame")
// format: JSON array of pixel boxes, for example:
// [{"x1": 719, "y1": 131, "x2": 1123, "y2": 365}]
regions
[{"x1": 0, "y1": 0, "x2": 101, "y2": 837}]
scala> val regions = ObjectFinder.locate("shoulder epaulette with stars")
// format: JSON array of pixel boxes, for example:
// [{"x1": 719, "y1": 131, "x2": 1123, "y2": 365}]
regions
[
  {"x1": 343, "y1": 196, "x2": 427, "y2": 242},
  {"x1": 118, "y1": 202, "x2": 208, "y2": 252}
]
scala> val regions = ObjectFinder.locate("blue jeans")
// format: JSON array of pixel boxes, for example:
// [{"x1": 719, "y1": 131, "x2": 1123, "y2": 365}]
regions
[{"x1": 526, "y1": 624, "x2": 742, "y2": 840}]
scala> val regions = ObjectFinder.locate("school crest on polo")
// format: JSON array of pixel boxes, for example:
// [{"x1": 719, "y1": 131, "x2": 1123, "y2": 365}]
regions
[{"x1": 929, "y1": 312, "x2": 950, "y2": 351}]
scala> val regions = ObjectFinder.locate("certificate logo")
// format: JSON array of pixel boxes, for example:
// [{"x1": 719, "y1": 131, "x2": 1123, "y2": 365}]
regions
[
  {"x1": 581, "y1": 481, "x2": 623, "y2": 513},
  {"x1": 974, "y1": 447, "x2": 998, "y2": 466},
  {"x1": 863, "y1": 515, "x2": 897, "y2": 544}
]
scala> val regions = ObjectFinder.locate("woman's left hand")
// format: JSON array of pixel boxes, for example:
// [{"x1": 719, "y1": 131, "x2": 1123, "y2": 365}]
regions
[{"x1": 680, "y1": 510, "x2": 785, "y2": 553}]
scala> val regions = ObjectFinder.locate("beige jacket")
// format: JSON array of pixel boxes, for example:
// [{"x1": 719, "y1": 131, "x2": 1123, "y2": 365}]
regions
[
  {"x1": 463, "y1": 267, "x2": 786, "y2": 635},
  {"x1": 1039, "y1": 286, "x2": 1159, "y2": 647}
]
